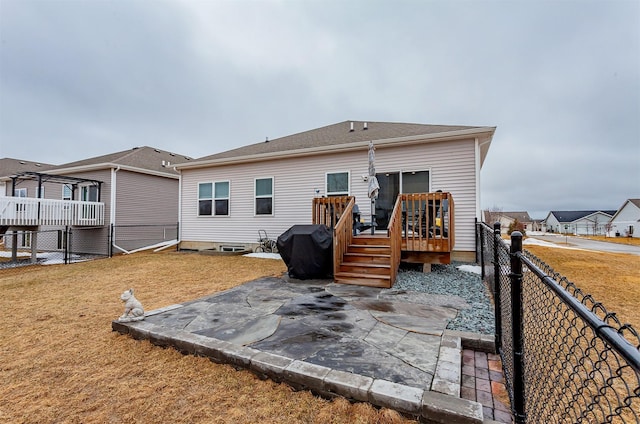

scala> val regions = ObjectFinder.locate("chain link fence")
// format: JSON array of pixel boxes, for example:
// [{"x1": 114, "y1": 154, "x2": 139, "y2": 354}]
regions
[
  {"x1": 477, "y1": 221, "x2": 640, "y2": 423},
  {"x1": 0, "y1": 227, "x2": 108, "y2": 266},
  {"x1": 110, "y1": 223, "x2": 178, "y2": 254},
  {"x1": 1, "y1": 223, "x2": 177, "y2": 268}
]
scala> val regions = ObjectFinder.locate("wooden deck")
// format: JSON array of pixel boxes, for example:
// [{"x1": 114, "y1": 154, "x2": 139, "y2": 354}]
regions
[
  {"x1": 0, "y1": 197, "x2": 105, "y2": 230},
  {"x1": 312, "y1": 192, "x2": 454, "y2": 288}
]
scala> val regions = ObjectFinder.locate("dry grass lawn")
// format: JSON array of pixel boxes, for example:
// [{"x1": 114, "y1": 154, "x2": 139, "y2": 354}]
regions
[
  {"x1": 579, "y1": 235, "x2": 640, "y2": 246},
  {"x1": 0, "y1": 251, "x2": 413, "y2": 424},
  {"x1": 524, "y1": 245, "x2": 640, "y2": 329}
]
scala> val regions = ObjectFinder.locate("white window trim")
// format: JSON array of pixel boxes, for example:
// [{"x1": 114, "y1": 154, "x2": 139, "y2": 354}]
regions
[
  {"x1": 15, "y1": 188, "x2": 27, "y2": 197},
  {"x1": 399, "y1": 168, "x2": 431, "y2": 193},
  {"x1": 62, "y1": 185, "x2": 73, "y2": 201},
  {"x1": 254, "y1": 177, "x2": 274, "y2": 216},
  {"x1": 213, "y1": 180, "x2": 231, "y2": 217},
  {"x1": 80, "y1": 185, "x2": 98, "y2": 202},
  {"x1": 325, "y1": 171, "x2": 350, "y2": 196},
  {"x1": 197, "y1": 182, "x2": 212, "y2": 217},
  {"x1": 198, "y1": 181, "x2": 231, "y2": 217}
]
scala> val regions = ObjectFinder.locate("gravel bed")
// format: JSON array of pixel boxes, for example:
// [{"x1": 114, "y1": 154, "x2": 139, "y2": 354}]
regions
[{"x1": 393, "y1": 261, "x2": 495, "y2": 335}]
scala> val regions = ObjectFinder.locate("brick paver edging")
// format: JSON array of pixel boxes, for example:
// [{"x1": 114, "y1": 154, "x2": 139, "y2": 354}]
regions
[{"x1": 113, "y1": 319, "x2": 486, "y2": 423}]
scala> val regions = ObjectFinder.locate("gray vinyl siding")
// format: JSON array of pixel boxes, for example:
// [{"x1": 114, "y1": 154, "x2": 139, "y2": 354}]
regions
[
  {"x1": 181, "y1": 137, "x2": 480, "y2": 253},
  {"x1": 114, "y1": 170, "x2": 179, "y2": 225}
]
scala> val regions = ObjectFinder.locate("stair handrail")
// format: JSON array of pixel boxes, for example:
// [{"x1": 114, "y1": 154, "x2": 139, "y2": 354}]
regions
[
  {"x1": 387, "y1": 195, "x2": 403, "y2": 286},
  {"x1": 331, "y1": 197, "x2": 355, "y2": 279}
]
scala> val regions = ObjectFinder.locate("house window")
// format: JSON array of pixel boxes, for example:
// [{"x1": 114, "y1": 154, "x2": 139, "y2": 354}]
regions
[
  {"x1": 198, "y1": 183, "x2": 213, "y2": 216},
  {"x1": 214, "y1": 181, "x2": 230, "y2": 216},
  {"x1": 57, "y1": 229, "x2": 68, "y2": 250},
  {"x1": 401, "y1": 171, "x2": 430, "y2": 193},
  {"x1": 20, "y1": 231, "x2": 31, "y2": 248},
  {"x1": 326, "y1": 172, "x2": 349, "y2": 196},
  {"x1": 198, "y1": 182, "x2": 230, "y2": 216},
  {"x1": 81, "y1": 185, "x2": 98, "y2": 202},
  {"x1": 62, "y1": 185, "x2": 72, "y2": 200},
  {"x1": 14, "y1": 188, "x2": 27, "y2": 212},
  {"x1": 255, "y1": 178, "x2": 273, "y2": 215}
]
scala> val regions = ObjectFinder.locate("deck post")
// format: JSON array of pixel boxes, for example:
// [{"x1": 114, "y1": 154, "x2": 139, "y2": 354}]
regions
[
  {"x1": 11, "y1": 231, "x2": 18, "y2": 262},
  {"x1": 30, "y1": 230, "x2": 38, "y2": 264}
]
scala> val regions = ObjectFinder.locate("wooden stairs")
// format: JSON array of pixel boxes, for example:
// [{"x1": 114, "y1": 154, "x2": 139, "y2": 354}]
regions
[{"x1": 334, "y1": 234, "x2": 393, "y2": 288}]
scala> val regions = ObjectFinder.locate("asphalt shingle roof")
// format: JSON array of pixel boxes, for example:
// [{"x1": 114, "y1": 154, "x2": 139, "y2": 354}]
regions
[
  {"x1": 0, "y1": 158, "x2": 56, "y2": 178},
  {"x1": 55, "y1": 146, "x2": 192, "y2": 175},
  {"x1": 192, "y1": 120, "x2": 490, "y2": 163},
  {"x1": 550, "y1": 210, "x2": 617, "y2": 222},
  {"x1": 501, "y1": 211, "x2": 532, "y2": 222}
]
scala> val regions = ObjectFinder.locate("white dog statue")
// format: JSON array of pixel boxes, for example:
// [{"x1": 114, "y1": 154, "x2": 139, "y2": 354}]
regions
[{"x1": 118, "y1": 288, "x2": 145, "y2": 322}]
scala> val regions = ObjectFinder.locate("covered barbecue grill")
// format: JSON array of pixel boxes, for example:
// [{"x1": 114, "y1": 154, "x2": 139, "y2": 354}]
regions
[{"x1": 277, "y1": 224, "x2": 333, "y2": 279}]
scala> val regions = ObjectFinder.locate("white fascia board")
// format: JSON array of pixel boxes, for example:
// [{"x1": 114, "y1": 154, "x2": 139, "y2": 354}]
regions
[
  {"x1": 46, "y1": 163, "x2": 180, "y2": 179},
  {"x1": 177, "y1": 126, "x2": 497, "y2": 171}
]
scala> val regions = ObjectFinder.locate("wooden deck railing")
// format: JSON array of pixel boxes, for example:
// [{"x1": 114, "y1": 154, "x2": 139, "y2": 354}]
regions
[
  {"x1": 387, "y1": 195, "x2": 403, "y2": 286},
  {"x1": 399, "y1": 192, "x2": 455, "y2": 252},
  {"x1": 312, "y1": 196, "x2": 355, "y2": 278},
  {"x1": 0, "y1": 197, "x2": 105, "y2": 227},
  {"x1": 312, "y1": 196, "x2": 353, "y2": 229}
]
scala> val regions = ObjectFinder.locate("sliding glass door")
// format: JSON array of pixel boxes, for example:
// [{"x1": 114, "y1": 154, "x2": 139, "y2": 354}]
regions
[{"x1": 374, "y1": 171, "x2": 429, "y2": 229}]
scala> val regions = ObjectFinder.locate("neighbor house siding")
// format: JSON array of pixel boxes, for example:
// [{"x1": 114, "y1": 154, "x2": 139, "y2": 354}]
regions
[
  {"x1": 49, "y1": 169, "x2": 112, "y2": 255},
  {"x1": 114, "y1": 170, "x2": 179, "y2": 225},
  {"x1": 609, "y1": 201, "x2": 640, "y2": 238},
  {"x1": 180, "y1": 137, "x2": 479, "y2": 253}
]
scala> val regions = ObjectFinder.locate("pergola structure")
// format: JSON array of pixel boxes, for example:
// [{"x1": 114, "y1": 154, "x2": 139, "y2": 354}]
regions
[
  {"x1": 10, "y1": 171, "x2": 103, "y2": 201},
  {"x1": 2, "y1": 172, "x2": 104, "y2": 264}
]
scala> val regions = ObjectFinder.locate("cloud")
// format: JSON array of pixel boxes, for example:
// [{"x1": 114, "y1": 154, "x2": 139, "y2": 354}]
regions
[{"x1": 1, "y1": 0, "x2": 638, "y2": 217}]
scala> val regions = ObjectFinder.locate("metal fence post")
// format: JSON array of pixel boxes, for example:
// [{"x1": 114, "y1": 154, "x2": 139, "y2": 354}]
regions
[
  {"x1": 64, "y1": 226, "x2": 69, "y2": 264},
  {"x1": 109, "y1": 224, "x2": 114, "y2": 258},
  {"x1": 493, "y1": 222, "x2": 502, "y2": 350},
  {"x1": 510, "y1": 231, "x2": 526, "y2": 423}
]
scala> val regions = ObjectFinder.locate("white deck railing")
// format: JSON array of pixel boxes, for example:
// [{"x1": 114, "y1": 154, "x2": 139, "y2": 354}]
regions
[{"x1": 0, "y1": 197, "x2": 105, "y2": 227}]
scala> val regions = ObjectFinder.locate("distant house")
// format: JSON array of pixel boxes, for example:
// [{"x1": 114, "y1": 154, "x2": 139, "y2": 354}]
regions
[
  {"x1": 176, "y1": 120, "x2": 496, "y2": 269},
  {"x1": 544, "y1": 210, "x2": 616, "y2": 236},
  {"x1": 0, "y1": 158, "x2": 55, "y2": 197},
  {"x1": 483, "y1": 211, "x2": 532, "y2": 234},
  {"x1": 608, "y1": 199, "x2": 640, "y2": 238},
  {"x1": 1, "y1": 147, "x2": 191, "y2": 258}
]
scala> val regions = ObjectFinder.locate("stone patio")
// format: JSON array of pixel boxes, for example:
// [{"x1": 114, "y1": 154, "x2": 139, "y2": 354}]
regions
[{"x1": 112, "y1": 275, "x2": 511, "y2": 423}]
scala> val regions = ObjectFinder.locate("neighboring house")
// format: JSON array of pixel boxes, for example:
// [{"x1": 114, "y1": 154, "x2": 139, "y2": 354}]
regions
[
  {"x1": 176, "y1": 120, "x2": 495, "y2": 265},
  {"x1": 483, "y1": 211, "x2": 533, "y2": 234},
  {"x1": 608, "y1": 199, "x2": 640, "y2": 238},
  {"x1": 0, "y1": 158, "x2": 55, "y2": 197},
  {"x1": 544, "y1": 210, "x2": 617, "y2": 236},
  {"x1": 1, "y1": 147, "x2": 191, "y2": 257}
]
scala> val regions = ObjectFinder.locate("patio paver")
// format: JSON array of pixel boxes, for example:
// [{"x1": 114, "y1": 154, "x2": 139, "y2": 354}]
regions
[{"x1": 113, "y1": 275, "x2": 512, "y2": 423}]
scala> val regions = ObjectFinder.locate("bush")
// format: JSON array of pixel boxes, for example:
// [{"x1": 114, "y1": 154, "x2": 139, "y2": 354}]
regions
[{"x1": 508, "y1": 219, "x2": 527, "y2": 236}]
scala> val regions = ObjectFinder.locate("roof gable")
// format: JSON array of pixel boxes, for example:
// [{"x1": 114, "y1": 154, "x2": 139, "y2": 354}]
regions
[
  {"x1": 610, "y1": 198, "x2": 640, "y2": 221},
  {"x1": 550, "y1": 210, "x2": 616, "y2": 223},
  {"x1": 501, "y1": 211, "x2": 532, "y2": 222},
  {"x1": 0, "y1": 158, "x2": 56, "y2": 178},
  {"x1": 178, "y1": 120, "x2": 495, "y2": 169},
  {"x1": 54, "y1": 146, "x2": 192, "y2": 176}
]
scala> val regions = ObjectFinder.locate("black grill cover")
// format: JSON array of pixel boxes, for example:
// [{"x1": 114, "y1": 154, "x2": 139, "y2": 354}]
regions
[{"x1": 277, "y1": 224, "x2": 333, "y2": 279}]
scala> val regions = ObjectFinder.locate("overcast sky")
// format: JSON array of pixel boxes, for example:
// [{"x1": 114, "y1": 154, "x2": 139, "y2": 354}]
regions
[{"x1": 1, "y1": 0, "x2": 638, "y2": 218}]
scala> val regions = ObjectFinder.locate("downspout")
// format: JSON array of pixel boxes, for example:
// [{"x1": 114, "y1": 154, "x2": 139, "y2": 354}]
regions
[
  {"x1": 475, "y1": 137, "x2": 482, "y2": 220},
  {"x1": 110, "y1": 166, "x2": 119, "y2": 226},
  {"x1": 110, "y1": 166, "x2": 120, "y2": 256},
  {"x1": 176, "y1": 167, "x2": 182, "y2": 248},
  {"x1": 476, "y1": 137, "x2": 492, "y2": 221}
]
